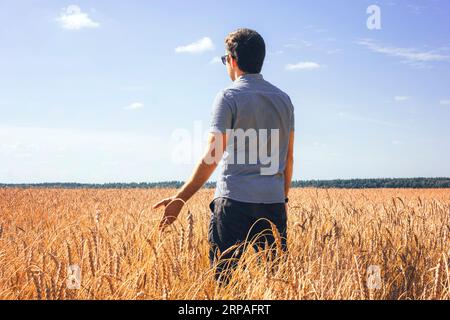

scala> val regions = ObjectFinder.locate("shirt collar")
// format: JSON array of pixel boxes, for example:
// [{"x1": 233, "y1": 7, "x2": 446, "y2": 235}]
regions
[{"x1": 237, "y1": 73, "x2": 264, "y2": 81}]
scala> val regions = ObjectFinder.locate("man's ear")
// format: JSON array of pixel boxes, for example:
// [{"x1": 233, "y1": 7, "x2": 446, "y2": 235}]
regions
[{"x1": 231, "y1": 56, "x2": 238, "y2": 68}]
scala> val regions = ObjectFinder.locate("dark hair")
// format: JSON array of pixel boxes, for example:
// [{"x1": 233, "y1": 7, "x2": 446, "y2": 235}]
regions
[{"x1": 225, "y1": 28, "x2": 266, "y2": 74}]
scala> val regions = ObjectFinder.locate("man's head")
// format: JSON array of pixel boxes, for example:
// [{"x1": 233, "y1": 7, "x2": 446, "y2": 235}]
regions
[{"x1": 222, "y1": 28, "x2": 266, "y2": 81}]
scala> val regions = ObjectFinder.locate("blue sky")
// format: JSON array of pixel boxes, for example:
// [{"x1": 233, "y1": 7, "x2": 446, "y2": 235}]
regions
[{"x1": 1, "y1": 0, "x2": 449, "y2": 183}]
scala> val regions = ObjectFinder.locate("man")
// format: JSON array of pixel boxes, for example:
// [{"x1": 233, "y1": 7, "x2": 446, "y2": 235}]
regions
[{"x1": 153, "y1": 28, "x2": 295, "y2": 284}]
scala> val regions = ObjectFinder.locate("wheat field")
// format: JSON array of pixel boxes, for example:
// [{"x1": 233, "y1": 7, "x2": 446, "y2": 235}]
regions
[{"x1": 0, "y1": 188, "x2": 449, "y2": 300}]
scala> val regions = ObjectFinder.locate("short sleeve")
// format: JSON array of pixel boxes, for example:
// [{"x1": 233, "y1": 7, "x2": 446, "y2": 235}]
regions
[
  {"x1": 288, "y1": 96, "x2": 295, "y2": 132},
  {"x1": 210, "y1": 90, "x2": 233, "y2": 133}
]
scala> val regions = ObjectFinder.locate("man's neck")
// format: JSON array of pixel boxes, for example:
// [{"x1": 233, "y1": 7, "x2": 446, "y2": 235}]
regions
[{"x1": 234, "y1": 71, "x2": 246, "y2": 81}]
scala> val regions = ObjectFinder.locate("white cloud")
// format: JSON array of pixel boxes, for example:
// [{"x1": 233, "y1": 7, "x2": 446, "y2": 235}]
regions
[
  {"x1": 124, "y1": 102, "x2": 144, "y2": 110},
  {"x1": 326, "y1": 49, "x2": 342, "y2": 55},
  {"x1": 209, "y1": 56, "x2": 222, "y2": 64},
  {"x1": 407, "y1": 4, "x2": 427, "y2": 14},
  {"x1": 57, "y1": 5, "x2": 100, "y2": 30},
  {"x1": 286, "y1": 62, "x2": 321, "y2": 71},
  {"x1": 175, "y1": 37, "x2": 214, "y2": 54},
  {"x1": 284, "y1": 40, "x2": 312, "y2": 49},
  {"x1": 338, "y1": 111, "x2": 405, "y2": 129},
  {"x1": 394, "y1": 96, "x2": 411, "y2": 102},
  {"x1": 119, "y1": 85, "x2": 151, "y2": 92},
  {"x1": 357, "y1": 39, "x2": 450, "y2": 67},
  {"x1": 268, "y1": 50, "x2": 284, "y2": 56},
  {"x1": 440, "y1": 100, "x2": 450, "y2": 105}
]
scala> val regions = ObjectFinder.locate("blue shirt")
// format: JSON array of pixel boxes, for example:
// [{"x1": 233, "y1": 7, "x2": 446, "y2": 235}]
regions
[{"x1": 210, "y1": 73, "x2": 295, "y2": 204}]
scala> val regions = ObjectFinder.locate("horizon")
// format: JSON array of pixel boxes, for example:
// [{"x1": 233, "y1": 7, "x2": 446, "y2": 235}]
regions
[
  {"x1": 1, "y1": 0, "x2": 450, "y2": 183},
  {"x1": 1, "y1": 176, "x2": 449, "y2": 186}
]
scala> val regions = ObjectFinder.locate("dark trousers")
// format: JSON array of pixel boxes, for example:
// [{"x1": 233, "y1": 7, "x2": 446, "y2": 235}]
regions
[{"x1": 208, "y1": 197, "x2": 288, "y2": 285}]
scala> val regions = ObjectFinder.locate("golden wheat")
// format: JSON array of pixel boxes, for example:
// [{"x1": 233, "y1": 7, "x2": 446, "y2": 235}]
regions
[{"x1": 0, "y1": 188, "x2": 449, "y2": 300}]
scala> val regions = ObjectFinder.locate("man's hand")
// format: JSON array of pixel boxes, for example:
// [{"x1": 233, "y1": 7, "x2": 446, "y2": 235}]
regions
[
  {"x1": 152, "y1": 132, "x2": 226, "y2": 231},
  {"x1": 153, "y1": 197, "x2": 185, "y2": 231}
]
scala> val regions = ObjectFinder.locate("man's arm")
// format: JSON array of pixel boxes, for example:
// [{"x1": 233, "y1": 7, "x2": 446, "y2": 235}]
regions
[
  {"x1": 284, "y1": 130, "x2": 295, "y2": 198},
  {"x1": 153, "y1": 132, "x2": 227, "y2": 229},
  {"x1": 175, "y1": 132, "x2": 227, "y2": 203}
]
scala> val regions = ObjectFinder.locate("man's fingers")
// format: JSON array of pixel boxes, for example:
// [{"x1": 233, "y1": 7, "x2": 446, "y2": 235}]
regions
[
  {"x1": 153, "y1": 199, "x2": 168, "y2": 209},
  {"x1": 159, "y1": 216, "x2": 174, "y2": 231},
  {"x1": 152, "y1": 201, "x2": 164, "y2": 209},
  {"x1": 159, "y1": 219, "x2": 169, "y2": 232},
  {"x1": 153, "y1": 197, "x2": 186, "y2": 210}
]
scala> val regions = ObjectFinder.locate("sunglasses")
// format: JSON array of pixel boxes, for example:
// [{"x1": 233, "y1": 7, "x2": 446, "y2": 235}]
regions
[{"x1": 221, "y1": 54, "x2": 235, "y2": 65}]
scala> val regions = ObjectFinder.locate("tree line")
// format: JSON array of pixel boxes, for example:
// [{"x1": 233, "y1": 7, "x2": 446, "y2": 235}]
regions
[{"x1": 1, "y1": 178, "x2": 449, "y2": 189}]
